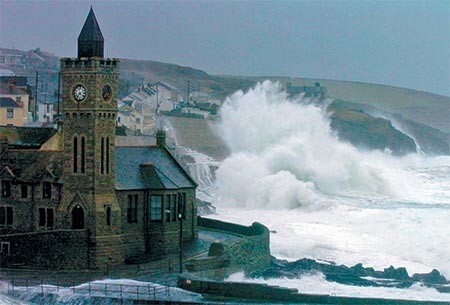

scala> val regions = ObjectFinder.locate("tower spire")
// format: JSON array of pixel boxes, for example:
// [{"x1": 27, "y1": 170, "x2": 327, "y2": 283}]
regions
[{"x1": 77, "y1": 7, "x2": 104, "y2": 58}]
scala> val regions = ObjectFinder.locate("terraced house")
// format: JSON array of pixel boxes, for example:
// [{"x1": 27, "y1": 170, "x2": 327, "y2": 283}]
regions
[{"x1": 0, "y1": 8, "x2": 197, "y2": 270}]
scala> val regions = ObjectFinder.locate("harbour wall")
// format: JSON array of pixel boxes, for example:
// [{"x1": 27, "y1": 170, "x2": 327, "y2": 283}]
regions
[{"x1": 184, "y1": 216, "x2": 270, "y2": 278}]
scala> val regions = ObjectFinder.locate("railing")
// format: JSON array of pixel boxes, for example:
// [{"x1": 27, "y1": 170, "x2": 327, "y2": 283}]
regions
[{"x1": 5, "y1": 277, "x2": 170, "y2": 301}]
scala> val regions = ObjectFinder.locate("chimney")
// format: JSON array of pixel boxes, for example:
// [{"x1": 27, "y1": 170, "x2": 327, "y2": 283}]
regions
[{"x1": 156, "y1": 129, "x2": 166, "y2": 147}]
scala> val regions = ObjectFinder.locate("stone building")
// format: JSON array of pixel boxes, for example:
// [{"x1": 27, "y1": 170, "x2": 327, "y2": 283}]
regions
[
  {"x1": 0, "y1": 8, "x2": 197, "y2": 270},
  {"x1": 286, "y1": 81, "x2": 327, "y2": 99}
]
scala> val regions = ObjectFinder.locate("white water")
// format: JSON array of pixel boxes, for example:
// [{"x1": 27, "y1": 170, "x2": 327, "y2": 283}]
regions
[
  {"x1": 1, "y1": 279, "x2": 203, "y2": 304},
  {"x1": 195, "y1": 81, "x2": 450, "y2": 301},
  {"x1": 227, "y1": 272, "x2": 450, "y2": 302}
]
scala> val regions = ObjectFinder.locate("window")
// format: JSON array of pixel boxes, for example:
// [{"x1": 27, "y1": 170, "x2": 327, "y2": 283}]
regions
[
  {"x1": 127, "y1": 195, "x2": 138, "y2": 224},
  {"x1": 39, "y1": 208, "x2": 46, "y2": 227},
  {"x1": 38, "y1": 208, "x2": 54, "y2": 229},
  {"x1": 0, "y1": 207, "x2": 13, "y2": 227},
  {"x1": 6, "y1": 207, "x2": 13, "y2": 226},
  {"x1": 73, "y1": 136, "x2": 78, "y2": 173},
  {"x1": 16, "y1": 97, "x2": 21, "y2": 104},
  {"x1": 171, "y1": 194, "x2": 177, "y2": 221},
  {"x1": 106, "y1": 137, "x2": 110, "y2": 174},
  {"x1": 21, "y1": 184, "x2": 28, "y2": 199},
  {"x1": 101, "y1": 137, "x2": 104, "y2": 174},
  {"x1": 106, "y1": 206, "x2": 111, "y2": 226},
  {"x1": 1, "y1": 180, "x2": 11, "y2": 197},
  {"x1": 81, "y1": 136, "x2": 86, "y2": 173},
  {"x1": 133, "y1": 195, "x2": 138, "y2": 223},
  {"x1": 149, "y1": 195, "x2": 162, "y2": 221},
  {"x1": 127, "y1": 195, "x2": 132, "y2": 224},
  {"x1": 6, "y1": 108, "x2": 13, "y2": 118},
  {"x1": 0, "y1": 242, "x2": 10, "y2": 255},
  {"x1": 166, "y1": 195, "x2": 171, "y2": 222},
  {"x1": 47, "y1": 209, "x2": 54, "y2": 228},
  {"x1": 178, "y1": 193, "x2": 186, "y2": 220},
  {"x1": 42, "y1": 182, "x2": 52, "y2": 199}
]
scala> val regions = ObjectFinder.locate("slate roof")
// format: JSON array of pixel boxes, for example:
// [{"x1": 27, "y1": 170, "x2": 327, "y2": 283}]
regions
[
  {"x1": 0, "y1": 126, "x2": 57, "y2": 148},
  {"x1": 153, "y1": 81, "x2": 179, "y2": 92},
  {"x1": 115, "y1": 146, "x2": 196, "y2": 190},
  {"x1": 0, "y1": 84, "x2": 28, "y2": 95},
  {"x1": 0, "y1": 97, "x2": 20, "y2": 108},
  {"x1": 78, "y1": 8, "x2": 104, "y2": 42},
  {"x1": 0, "y1": 150, "x2": 62, "y2": 183}
]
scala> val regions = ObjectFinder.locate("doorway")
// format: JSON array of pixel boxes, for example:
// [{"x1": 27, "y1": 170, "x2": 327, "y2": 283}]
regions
[{"x1": 72, "y1": 204, "x2": 85, "y2": 229}]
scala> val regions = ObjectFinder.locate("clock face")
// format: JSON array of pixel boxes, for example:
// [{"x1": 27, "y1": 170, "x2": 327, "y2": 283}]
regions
[
  {"x1": 73, "y1": 84, "x2": 86, "y2": 102},
  {"x1": 102, "y1": 84, "x2": 112, "y2": 101}
]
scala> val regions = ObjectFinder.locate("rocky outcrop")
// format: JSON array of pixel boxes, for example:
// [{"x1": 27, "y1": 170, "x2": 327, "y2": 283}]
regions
[
  {"x1": 328, "y1": 99, "x2": 449, "y2": 155},
  {"x1": 250, "y1": 257, "x2": 449, "y2": 290}
]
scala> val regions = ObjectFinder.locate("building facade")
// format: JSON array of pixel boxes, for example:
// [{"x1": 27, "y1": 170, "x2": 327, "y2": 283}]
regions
[
  {"x1": 0, "y1": 8, "x2": 197, "y2": 270},
  {"x1": 0, "y1": 81, "x2": 30, "y2": 126}
]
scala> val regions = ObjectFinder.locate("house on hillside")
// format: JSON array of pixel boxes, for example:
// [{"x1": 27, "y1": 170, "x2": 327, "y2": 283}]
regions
[
  {"x1": 0, "y1": 82, "x2": 31, "y2": 126},
  {"x1": 152, "y1": 81, "x2": 180, "y2": 103},
  {"x1": 287, "y1": 82, "x2": 327, "y2": 99}
]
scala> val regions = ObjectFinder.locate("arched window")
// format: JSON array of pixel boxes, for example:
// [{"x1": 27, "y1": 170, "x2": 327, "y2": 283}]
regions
[
  {"x1": 106, "y1": 206, "x2": 111, "y2": 226},
  {"x1": 106, "y1": 137, "x2": 110, "y2": 174},
  {"x1": 101, "y1": 137, "x2": 105, "y2": 174},
  {"x1": 73, "y1": 136, "x2": 78, "y2": 173},
  {"x1": 81, "y1": 136, "x2": 86, "y2": 173}
]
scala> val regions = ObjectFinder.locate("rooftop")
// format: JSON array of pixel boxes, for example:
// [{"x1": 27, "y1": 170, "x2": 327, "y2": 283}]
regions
[
  {"x1": 115, "y1": 146, "x2": 196, "y2": 190},
  {"x1": 0, "y1": 126, "x2": 57, "y2": 148},
  {"x1": 78, "y1": 7, "x2": 104, "y2": 42},
  {"x1": 0, "y1": 97, "x2": 21, "y2": 108}
]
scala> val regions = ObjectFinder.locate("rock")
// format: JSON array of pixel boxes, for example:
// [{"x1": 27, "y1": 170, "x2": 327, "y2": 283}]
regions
[
  {"x1": 383, "y1": 266, "x2": 410, "y2": 280},
  {"x1": 412, "y1": 269, "x2": 447, "y2": 285}
]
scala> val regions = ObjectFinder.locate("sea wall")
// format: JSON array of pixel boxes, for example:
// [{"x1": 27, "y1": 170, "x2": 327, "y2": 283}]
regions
[
  {"x1": 178, "y1": 277, "x2": 448, "y2": 305},
  {"x1": 0, "y1": 229, "x2": 90, "y2": 269},
  {"x1": 184, "y1": 217, "x2": 270, "y2": 278}
]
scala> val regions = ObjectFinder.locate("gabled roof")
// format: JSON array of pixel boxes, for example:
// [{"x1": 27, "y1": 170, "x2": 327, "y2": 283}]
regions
[
  {"x1": 0, "y1": 126, "x2": 57, "y2": 148},
  {"x1": 115, "y1": 146, "x2": 197, "y2": 191},
  {"x1": 0, "y1": 150, "x2": 62, "y2": 183},
  {"x1": 0, "y1": 84, "x2": 28, "y2": 95},
  {"x1": 153, "y1": 81, "x2": 179, "y2": 92},
  {"x1": 0, "y1": 97, "x2": 20, "y2": 108},
  {"x1": 78, "y1": 8, "x2": 104, "y2": 42}
]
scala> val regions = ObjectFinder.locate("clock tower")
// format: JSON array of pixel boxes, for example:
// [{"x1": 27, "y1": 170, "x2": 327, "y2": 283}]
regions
[{"x1": 60, "y1": 8, "x2": 122, "y2": 268}]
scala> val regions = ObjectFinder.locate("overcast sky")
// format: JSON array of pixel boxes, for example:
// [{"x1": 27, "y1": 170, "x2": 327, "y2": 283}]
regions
[{"x1": 0, "y1": 0, "x2": 449, "y2": 96}]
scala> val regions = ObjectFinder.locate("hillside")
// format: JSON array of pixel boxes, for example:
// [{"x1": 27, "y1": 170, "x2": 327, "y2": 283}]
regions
[
  {"x1": 119, "y1": 59, "x2": 449, "y2": 133},
  {"x1": 235, "y1": 76, "x2": 449, "y2": 133},
  {"x1": 120, "y1": 58, "x2": 255, "y2": 100},
  {"x1": 2, "y1": 49, "x2": 447, "y2": 156},
  {"x1": 328, "y1": 100, "x2": 449, "y2": 155}
]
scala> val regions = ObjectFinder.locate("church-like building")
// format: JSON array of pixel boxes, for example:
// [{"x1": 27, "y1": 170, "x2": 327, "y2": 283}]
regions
[{"x1": 0, "y1": 9, "x2": 197, "y2": 270}]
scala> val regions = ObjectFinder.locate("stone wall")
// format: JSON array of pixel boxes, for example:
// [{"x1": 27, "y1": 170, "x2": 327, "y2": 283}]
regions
[
  {"x1": 178, "y1": 276, "x2": 440, "y2": 305},
  {"x1": 115, "y1": 188, "x2": 197, "y2": 264},
  {"x1": 185, "y1": 217, "x2": 270, "y2": 276},
  {"x1": 0, "y1": 229, "x2": 89, "y2": 269}
]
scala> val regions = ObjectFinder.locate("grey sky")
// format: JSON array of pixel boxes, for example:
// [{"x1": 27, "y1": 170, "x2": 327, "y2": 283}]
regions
[{"x1": 0, "y1": 0, "x2": 449, "y2": 96}]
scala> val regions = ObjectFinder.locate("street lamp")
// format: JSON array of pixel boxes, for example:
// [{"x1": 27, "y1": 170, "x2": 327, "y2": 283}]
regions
[{"x1": 178, "y1": 213, "x2": 183, "y2": 273}]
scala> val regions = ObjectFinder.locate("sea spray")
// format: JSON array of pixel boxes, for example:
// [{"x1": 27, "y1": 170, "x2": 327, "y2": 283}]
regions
[
  {"x1": 215, "y1": 81, "x2": 424, "y2": 208},
  {"x1": 208, "y1": 81, "x2": 450, "y2": 284}
]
